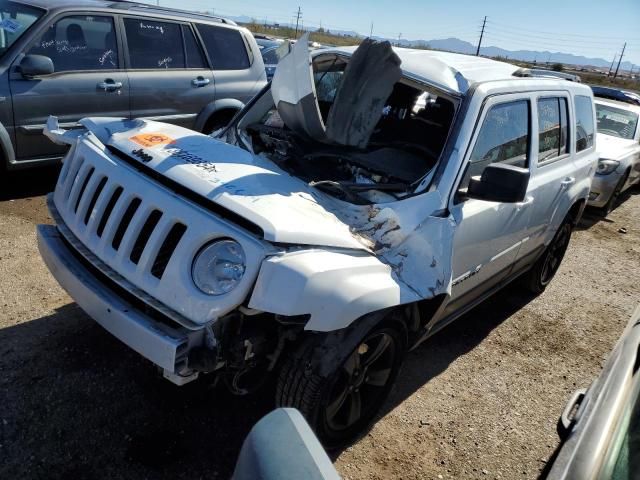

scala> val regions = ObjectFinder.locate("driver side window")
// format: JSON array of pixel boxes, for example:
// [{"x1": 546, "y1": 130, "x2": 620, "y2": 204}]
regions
[
  {"x1": 461, "y1": 99, "x2": 530, "y2": 189},
  {"x1": 27, "y1": 15, "x2": 118, "y2": 72}
]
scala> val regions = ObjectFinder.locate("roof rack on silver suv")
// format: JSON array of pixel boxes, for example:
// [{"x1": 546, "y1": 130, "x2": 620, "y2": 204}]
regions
[
  {"x1": 108, "y1": 1, "x2": 236, "y2": 25},
  {"x1": 512, "y1": 67, "x2": 581, "y2": 82}
]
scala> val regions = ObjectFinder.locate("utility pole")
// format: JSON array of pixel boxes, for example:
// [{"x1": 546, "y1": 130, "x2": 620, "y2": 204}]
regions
[
  {"x1": 608, "y1": 53, "x2": 617, "y2": 76},
  {"x1": 476, "y1": 16, "x2": 486, "y2": 56},
  {"x1": 614, "y1": 42, "x2": 626, "y2": 79},
  {"x1": 370, "y1": 22, "x2": 373, "y2": 38},
  {"x1": 294, "y1": 6, "x2": 302, "y2": 38},
  {"x1": 397, "y1": 32, "x2": 402, "y2": 46}
]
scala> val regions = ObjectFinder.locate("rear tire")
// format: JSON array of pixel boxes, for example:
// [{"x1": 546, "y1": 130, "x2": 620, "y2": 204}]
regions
[
  {"x1": 203, "y1": 109, "x2": 238, "y2": 135},
  {"x1": 523, "y1": 220, "x2": 573, "y2": 294},
  {"x1": 276, "y1": 314, "x2": 407, "y2": 448}
]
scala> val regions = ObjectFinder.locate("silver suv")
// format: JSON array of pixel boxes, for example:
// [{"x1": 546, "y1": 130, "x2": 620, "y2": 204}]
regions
[
  {"x1": 38, "y1": 37, "x2": 598, "y2": 447},
  {"x1": 0, "y1": 0, "x2": 266, "y2": 171}
]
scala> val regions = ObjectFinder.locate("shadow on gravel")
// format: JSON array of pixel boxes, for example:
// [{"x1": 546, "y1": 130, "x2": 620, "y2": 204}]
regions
[
  {"x1": 577, "y1": 188, "x2": 638, "y2": 230},
  {"x1": 379, "y1": 283, "x2": 538, "y2": 421},
  {"x1": 0, "y1": 303, "x2": 271, "y2": 480},
  {"x1": 0, "y1": 286, "x2": 537, "y2": 479},
  {"x1": 0, "y1": 165, "x2": 60, "y2": 201}
]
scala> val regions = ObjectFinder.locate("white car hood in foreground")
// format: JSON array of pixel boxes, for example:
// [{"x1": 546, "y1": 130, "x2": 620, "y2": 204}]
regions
[
  {"x1": 596, "y1": 133, "x2": 639, "y2": 160},
  {"x1": 88, "y1": 117, "x2": 371, "y2": 250}
]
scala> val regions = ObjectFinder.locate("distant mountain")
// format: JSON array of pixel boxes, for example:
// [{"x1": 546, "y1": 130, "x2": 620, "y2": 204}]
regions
[
  {"x1": 224, "y1": 14, "x2": 633, "y2": 70},
  {"x1": 422, "y1": 37, "x2": 631, "y2": 70}
]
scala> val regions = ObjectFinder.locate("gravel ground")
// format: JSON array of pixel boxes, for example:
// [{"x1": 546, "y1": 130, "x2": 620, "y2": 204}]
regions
[{"x1": 0, "y1": 168, "x2": 638, "y2": 479}]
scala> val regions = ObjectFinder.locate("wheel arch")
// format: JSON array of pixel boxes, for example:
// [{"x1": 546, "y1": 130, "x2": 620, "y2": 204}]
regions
[
  {"x1": 568, "y1": 197, "x2": 586, "y2": 226},
  {"x1": 0, "y1": 121, "x2": 16, "y2": 170},
  {"x1": 194, "y1": 98, "x2": 245, "y2": 133}
]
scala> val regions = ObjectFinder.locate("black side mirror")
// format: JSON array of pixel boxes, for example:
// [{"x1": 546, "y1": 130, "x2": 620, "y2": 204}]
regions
[
  {"x1": 467, "y1": 163, "x2": 530, "y2": 203},
  {"x1": 19, "y1": 54, "x2": 54, "y2": 78}
]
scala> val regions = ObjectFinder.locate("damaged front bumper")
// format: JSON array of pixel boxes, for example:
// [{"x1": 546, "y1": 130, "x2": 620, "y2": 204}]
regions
[{"x1": 37, "y1": 223, "x2": 210, "y2": 383}]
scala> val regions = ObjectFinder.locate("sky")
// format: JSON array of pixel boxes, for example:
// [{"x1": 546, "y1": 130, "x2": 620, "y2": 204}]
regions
[{"x1": 142, "y1": 0, "x2": 640, "y2": 65}]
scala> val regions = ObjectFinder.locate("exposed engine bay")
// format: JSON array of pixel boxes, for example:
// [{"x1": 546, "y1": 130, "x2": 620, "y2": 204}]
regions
[{"x1": 238, "y1": 38, "x2": 459, "y2": 204}]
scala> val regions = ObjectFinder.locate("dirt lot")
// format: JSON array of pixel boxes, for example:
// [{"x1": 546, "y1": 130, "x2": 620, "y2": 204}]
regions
[{"x1": 1, "y1": 168, "x2": 638, "y2": 480}]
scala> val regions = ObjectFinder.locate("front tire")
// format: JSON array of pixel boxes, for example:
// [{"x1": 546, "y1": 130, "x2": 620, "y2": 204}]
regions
[
  {"x1": 601, "y1": 169, "x2": 630, "y2": 216},
  {"x1": 523, "y1": 221, "x2": 573, "y2": 294},
  {"x1": 276, "y1": 315, "x2": 407, "y2": 448}
]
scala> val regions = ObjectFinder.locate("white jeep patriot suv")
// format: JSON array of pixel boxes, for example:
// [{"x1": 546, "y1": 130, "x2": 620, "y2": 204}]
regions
[{"x1": 38, "y1": 36, "x2": 598, "y2": 446}]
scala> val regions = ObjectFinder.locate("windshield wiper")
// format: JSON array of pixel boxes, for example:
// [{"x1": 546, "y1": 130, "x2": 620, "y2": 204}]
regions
[{"x1": 308, "y1": 181, "x2": 370, "y2": 204}]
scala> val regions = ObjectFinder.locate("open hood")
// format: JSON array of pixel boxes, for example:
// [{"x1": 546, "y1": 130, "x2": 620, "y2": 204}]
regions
[
  {"x1": 46, "y1": 116, "x2": 370, "y2": 251},
  {"x1": 271, "y1": 33, "x2": 402, "y2": 148}
]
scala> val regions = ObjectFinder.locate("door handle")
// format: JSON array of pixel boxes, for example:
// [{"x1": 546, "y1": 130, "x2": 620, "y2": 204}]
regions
[
  {"x1": 560, "y1": 177, "x2": 576, "y2": 189},
  {"x1": 192, "y1": 76, "x2": 211, "y2": 87},
  {"x1": 97, "y1": 80, "x2": 123, "y2": 92},
  {"x1": 516, "y1": 195, "x2": 534, "y2": 211}
]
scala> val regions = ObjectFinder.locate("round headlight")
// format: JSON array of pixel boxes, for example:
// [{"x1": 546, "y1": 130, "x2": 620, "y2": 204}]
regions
[
  {"x1": 192, "y1": 240, "x2": 246, "y2": 295},
  {"x1": 596, "y1": 159, "x2": 620, "y2": 175}
]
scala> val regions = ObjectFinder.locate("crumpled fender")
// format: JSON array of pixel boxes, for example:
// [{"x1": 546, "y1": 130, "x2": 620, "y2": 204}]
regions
[{"x1": 248, "y1": 213, "x2": 455, "y2": 332}]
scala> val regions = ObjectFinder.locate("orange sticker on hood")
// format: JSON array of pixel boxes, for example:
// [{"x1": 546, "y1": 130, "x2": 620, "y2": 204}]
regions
[{"x1": 129, "y1": 133, "x2": 175, "y2": 148}]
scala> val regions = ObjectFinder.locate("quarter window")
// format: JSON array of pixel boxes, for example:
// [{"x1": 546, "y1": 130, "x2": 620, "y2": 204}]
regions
[
  {"x1": 538, "y1": 97, "x2": 569, "y2": 162},
  {"x1": 575, "y1": 95, "x2": 595, "y2": 152},
  {"x1": 196, "y1": 24, "x2": 249, "y2": 70},
  {"x1": 27, "y1": 15, "x2": 118, "y2": 72},
  {"x1": 124, "y1": 18, "x2": 184, "y2": 69},
  {"x1": 463, "y1": 100, "x2": 530, "y2": 187}
]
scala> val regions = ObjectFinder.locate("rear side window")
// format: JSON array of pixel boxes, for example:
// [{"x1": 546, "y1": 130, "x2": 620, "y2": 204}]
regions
[
  {"x1": 27, "y1": 15, "x2": 118, "y2": 72},
  {"x1": 124, "y1": 18, "x2": 184, "y2": 69},
  {"x1": 538, "y1": 97, "x2": 569, "y2": 162},
  {"x1": 196, "y1": 24, "x2": 249, "y2": 70},
  {"x1": 575, "y1": 95, "x2": 595, "y2": 152}
]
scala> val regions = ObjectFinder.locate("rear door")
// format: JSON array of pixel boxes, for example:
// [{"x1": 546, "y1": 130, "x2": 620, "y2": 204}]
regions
[
  {"x1": 10, "y1": 13, "x2": 128, "y2": 160},
  {"x1": 195, "y1": 23, "x2": 258, "y2": 105},
  {"x1": 518, "y1": 93, "x2": 594, "y2": 266},
  {"x1": 123, "y1": 17, "x2": 213, "y2": 129},
  {"x1": 444, "y1": 95, "x2": 534, "y2": 316}
]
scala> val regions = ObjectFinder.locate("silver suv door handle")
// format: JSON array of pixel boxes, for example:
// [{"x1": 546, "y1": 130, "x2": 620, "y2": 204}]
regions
[
  {"x1": 516, "y1": 195, "x2": 534, "y2": 210},
  {"x1": 97, "y1": 80, "x2": 123, "y2": 92},
  {"x1": 560, "y1": 177, "x2": 576, "y2": 189},
  {"x1": 192, "y1": 77, "x2": 211, "y2": 87}
]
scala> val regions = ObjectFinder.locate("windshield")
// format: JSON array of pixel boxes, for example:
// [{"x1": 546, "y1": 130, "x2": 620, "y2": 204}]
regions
[
  {"x1": 239, "y1": 51, "x2": 457, "y2": 204},
  {"x1": 596, "y1": 103, "x2": 639, "y2": 140},
  {"x1": 261, "y1": 47, "x2": 279, "y2": 65},
  {"x1": 0, "y1": 1, "x2": 44, "y2": 56}
]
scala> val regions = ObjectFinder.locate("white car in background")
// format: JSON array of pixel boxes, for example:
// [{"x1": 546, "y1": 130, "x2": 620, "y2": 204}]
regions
[{"x1": 588, "y1": 99, "x2": 640, "y2": 214}]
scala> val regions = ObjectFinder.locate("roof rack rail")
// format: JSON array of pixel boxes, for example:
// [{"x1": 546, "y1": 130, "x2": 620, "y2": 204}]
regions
[
  {"x1": 108, "y1": 1, "x2": 236, "y2": 25},
  {"x1": 512, "y1": 67, "x2": 581, "y2": 83}
]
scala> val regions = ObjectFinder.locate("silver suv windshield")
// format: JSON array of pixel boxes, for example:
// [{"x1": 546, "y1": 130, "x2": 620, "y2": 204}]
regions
[
  {"x1": 0, "y1": 1, "x2": 44, "y2": 56},
  {"x1": 596, "y1": 103, "x2": 639, "y2": 140}
]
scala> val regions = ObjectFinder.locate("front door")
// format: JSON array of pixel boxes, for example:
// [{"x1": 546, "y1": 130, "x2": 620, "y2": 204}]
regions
[
  {"x1": 122, "y1": 17, "x2": 214, "y2": 130},
  {"x1": 10, "y1": 14, "x2": 128, "y2": 160},
  {"x1": 444, "y1": 95, "x2": 534, "y2": 317}
]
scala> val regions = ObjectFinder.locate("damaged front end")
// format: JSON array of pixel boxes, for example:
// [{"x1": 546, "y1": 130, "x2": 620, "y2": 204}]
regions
[{"x1": 39, "y1": 36, "x2": 459, "y2": 391}]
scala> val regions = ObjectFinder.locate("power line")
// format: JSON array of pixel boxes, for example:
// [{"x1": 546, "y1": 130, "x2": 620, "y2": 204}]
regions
[
  {"x1": 486, "y1": 19, "x2": 640, "y2": 42},
  {"x1": 294, "y1": 6, "x2": 302, "y2": 37},
  {"x1": 614, "y1": 43, "x2": 626, "y2": 78},
  {"x1": 476, "y1": 16, "x2": 486, "y2": 56}
]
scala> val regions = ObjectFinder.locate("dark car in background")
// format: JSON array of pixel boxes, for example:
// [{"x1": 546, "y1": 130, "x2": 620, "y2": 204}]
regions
[
  {"x1": 0, "y1": 0, "x2": 266, "y2": 171},
  {"x1": 591, "y1": 85, "x2": 640, "y2": 106},
  {"x1": 254, "y1": 34, "x2": 290, "y2": 80}
]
